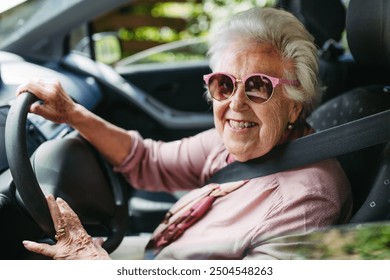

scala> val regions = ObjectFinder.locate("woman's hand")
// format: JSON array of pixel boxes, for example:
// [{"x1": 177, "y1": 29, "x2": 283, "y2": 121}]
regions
[
  {"x1": 15, "y1": 78, "x2": 133, "y2": 166},
  {"x1": 16, "y1": 79, "x2": 79, "y2": 125},
  {"x1": 23, "y1": 195, "x2": 111, "y2": 260}
]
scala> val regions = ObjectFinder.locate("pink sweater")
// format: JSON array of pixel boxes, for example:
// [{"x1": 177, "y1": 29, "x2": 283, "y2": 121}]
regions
[{"x1": 115, "y1": 128, "x2": 352, "y2": 259}]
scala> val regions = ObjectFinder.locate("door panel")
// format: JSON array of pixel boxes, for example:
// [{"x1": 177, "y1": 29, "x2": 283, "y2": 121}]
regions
[{"x1": 118, "y1": 61, "x2": 211, "y2": 113}]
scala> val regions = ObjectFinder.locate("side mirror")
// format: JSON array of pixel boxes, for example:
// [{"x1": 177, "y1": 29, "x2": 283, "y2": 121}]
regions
[{"x1": 93, "y1": 33, "x2": 122, "y2": 65}]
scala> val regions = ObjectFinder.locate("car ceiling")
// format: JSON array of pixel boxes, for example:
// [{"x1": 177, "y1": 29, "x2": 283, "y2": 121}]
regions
[{"x1": 2, "y1": 0, "x2": 132, "y2": 62}]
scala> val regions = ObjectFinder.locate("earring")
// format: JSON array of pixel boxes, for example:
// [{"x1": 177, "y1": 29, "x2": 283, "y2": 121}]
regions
[{"x1": 287, "y1": 123, "x2": 293, "y2": 130}]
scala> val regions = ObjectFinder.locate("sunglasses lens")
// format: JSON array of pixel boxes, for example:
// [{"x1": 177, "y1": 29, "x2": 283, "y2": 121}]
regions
[
  {"x1": 207, "y1": 74, "x2": 234, "y2": 100},
  {"x1": 245, "y1": 75, "x2": 273, "y2": 103}
]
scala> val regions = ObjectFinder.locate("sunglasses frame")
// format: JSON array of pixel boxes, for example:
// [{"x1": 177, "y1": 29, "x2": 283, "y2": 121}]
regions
[{"x1": 203, "y1": 72, "x2": 300, "y2": 104}]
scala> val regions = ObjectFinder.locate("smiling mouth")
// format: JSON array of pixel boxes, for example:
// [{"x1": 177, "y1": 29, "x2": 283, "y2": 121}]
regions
[{"x1": 228, "y1": 120, "x2": 258, "y2": 129}]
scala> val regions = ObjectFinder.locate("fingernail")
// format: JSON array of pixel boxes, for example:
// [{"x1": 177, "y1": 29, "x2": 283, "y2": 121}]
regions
[
  {"x1": 22, "y1": 240, "x2": 31, "y2": 246},
  {"x1": 46, "y1": 194, "x2": 54, "y2": 201}
]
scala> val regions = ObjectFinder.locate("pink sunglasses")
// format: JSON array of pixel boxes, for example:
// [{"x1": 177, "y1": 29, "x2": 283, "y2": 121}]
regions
[{"x1": 203, "y1": 72, "x2": 300, "y2": 104}]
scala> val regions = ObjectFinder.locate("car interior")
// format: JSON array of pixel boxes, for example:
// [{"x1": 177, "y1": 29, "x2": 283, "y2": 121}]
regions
[
  {"x1": 0, "y1": 0, "x2": 389, "y2": 260},
  {"x1": 128, "y1": 0, "x2": 390, "y2": 234}
]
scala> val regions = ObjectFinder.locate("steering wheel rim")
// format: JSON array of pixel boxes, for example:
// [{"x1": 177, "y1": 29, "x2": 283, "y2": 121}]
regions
[
  {"x1": 5, "y1": 92, "x2": 128, "y2": 253},
  {"x1": 5, "y1": 92, "x2": 56, "y2": 239}
]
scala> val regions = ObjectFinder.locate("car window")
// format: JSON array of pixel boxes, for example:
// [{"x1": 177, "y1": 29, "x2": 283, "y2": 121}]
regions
[
  {"x1": 69, "y1": 0, "x2": 277, "y2": 66},
  {"x1": 115, "y1": 37, "x2": 209, "y2": 66}
]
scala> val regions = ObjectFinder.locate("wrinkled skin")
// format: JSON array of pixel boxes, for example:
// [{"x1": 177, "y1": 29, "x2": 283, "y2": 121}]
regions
[
  {"x1": 23, "y1": 195, "x2": 111, "y2": 260},
  {"x1": 212, "y1": 43, "x2": 303, "y2": 162},
  {"x1": 17, "y1": 79, "x2": 77, "y2": 124}
]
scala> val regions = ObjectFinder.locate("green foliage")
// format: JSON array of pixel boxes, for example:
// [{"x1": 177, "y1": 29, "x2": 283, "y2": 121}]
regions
[
  {"x1": 151, "y1": 2, "x2": 204, "y2": 20},
  {"x1": 294, "y1": 223, "x2": 390, "y2": 260},
  {"x1": 347, "y1": 224, "x2": 390, "y2": 259},
  {"x1": 118, "y1": 0, "x2": 276, "y2": 56},
  {"x1": 203, "y1": 0, "x2": 275, "y2": 24}
]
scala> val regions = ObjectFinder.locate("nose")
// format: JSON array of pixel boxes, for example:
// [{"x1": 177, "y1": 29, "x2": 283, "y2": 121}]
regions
[{"x1": 229, "y1": 82, "x2": 249, "y2": 111}]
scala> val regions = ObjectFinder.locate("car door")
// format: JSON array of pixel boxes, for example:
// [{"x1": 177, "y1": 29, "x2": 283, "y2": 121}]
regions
[{"x1": 118, "y1": 61, "x2": 211, "y2": 114}]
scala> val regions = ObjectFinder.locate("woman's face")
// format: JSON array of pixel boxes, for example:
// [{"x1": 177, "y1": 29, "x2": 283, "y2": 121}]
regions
[{"x1": 212, "y1": 43, "x2": 302, "y2": 162}]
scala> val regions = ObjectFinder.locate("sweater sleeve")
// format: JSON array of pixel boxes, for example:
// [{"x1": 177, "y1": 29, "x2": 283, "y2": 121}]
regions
[{"x1": 114, "y1": 128, "x2": 223, "y2": 192}]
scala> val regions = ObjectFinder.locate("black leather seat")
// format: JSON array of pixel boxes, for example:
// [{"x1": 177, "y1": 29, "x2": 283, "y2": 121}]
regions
[
  {"x1": 276, "y1": 0, "x2": 349, "y2": 102},
  {"x1": 307, "y1": 0, "x2": 390, "y2": 223},
  {"x1": 276, "y1": 0, "x2": 346, "y2": 49}
]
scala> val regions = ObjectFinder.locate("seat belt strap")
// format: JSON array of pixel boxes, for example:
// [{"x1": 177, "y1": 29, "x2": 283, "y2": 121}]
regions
[{"x1": 207, "y1": 107, "x2": 390, "y2": 184}]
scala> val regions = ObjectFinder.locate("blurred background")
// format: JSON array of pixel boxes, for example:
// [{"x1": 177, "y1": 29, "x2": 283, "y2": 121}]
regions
[{"x1": 94, "y1": 0, "x2": 276, "y2": 59}]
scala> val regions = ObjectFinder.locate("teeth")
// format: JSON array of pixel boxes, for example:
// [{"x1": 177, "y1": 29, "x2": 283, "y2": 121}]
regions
[{"x1": 229, "y1": 120, "x2": 256, "y2": 129}]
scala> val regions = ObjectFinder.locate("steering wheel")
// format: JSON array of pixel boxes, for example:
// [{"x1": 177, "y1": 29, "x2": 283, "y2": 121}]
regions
[{"x1": 5, "y1": 92, "x2": 128, "y2": 253}]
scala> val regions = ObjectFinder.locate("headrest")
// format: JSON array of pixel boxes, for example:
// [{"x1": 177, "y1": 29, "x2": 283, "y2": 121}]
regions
[
  {"x1": 346, "y1": 0, "x2": 390, "y2": 68},
  {"x1": 276, "y1": 0, "x2": 346, "y2": 48}
]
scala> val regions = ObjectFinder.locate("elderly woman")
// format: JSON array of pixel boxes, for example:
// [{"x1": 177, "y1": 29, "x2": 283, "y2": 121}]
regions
[{"x1": 20, "y1": 7, "x2": 351, "y2": 260}]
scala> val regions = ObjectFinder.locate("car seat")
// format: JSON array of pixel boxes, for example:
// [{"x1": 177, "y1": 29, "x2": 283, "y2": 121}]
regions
[
  {"x1": 277, "y1": 0, "x2": 389, "y2": 103},
  {"x1": 307, "y1": 0, "x2": 390, "y2": 223},
  {"x1": 276, "y1": 0, "x2": 349, "y2": 102},
  {"x1": 276, "y1": 0, "x2": 345, "y2": 49}
]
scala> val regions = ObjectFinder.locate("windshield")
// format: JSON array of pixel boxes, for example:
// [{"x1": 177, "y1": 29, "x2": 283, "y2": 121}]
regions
[{"x1": 0, "y1": 0, "x2": 81, "y2": 49}]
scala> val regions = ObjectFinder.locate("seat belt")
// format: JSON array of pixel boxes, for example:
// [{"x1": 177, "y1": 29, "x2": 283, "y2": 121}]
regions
[{"x1": 207, "y1": 107, "x2": 390, "y2": 184}]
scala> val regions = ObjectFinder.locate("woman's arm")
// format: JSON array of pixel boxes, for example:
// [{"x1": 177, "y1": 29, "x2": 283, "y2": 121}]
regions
[
  {"x1": 116, "y1": 128, "x2": 224, "y2": 192},
  {"x1": 17, "y1": 79, "x2": 132, "y2": 166},
  {"x1": 66, "y1": 104, "x2": 132, "y2": 166}
]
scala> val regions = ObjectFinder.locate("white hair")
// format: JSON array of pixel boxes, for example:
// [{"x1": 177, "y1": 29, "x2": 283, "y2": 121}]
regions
[{"x1": 207, "y1": 7, "x2": 321, "y2": 119}]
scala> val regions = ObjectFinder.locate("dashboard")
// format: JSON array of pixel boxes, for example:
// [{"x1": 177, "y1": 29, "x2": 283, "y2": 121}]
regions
[{"x1": 0, "y1": 51, "x2": 103, "y2": 173}]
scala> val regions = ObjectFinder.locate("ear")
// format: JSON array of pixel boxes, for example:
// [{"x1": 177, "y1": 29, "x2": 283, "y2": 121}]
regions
[{"x1": 288, "y1": 101, "x2": 303, "y2": 123}]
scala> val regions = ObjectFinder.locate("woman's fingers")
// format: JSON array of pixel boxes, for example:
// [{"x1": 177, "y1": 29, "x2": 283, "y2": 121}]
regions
[
  {"x1": 22, "y1": 240, "x2": 56, "y2": 258},
  {"x1": 23, "y1": 196, "x2": 111, "y2": 260},
  {"x1": 16, "y1": 80, "x2": 47, "y2": 100},
  {"x1": 15, "y1": 79, "x2": 75, "y2": 124},
  {"x1": 93, "y1": 237, "x2": 105, "y2": 247},
  {"x1": 16, "y1": 79, "x2": 67, "y2": 104},
  {"x1": 46, "y1": 195, "x2": 67, "y2": 233},
  {"x1": 47, "y1": 196, "x2": 82, "y2": 242},
  {"x1": 29, "y1": 100, "x2": 45, "y2": 115},
  {"x1": 56, "y1": 197, "x2": 84, "y2": 230}
]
